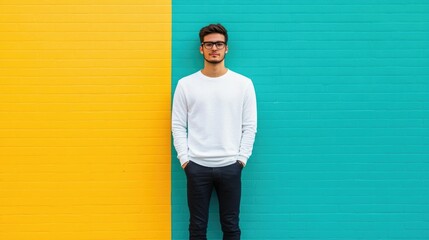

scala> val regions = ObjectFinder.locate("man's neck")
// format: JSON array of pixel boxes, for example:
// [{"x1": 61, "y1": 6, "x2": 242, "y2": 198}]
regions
[{"x1": 201, "y1": 62, "x2": 228, "y2": 78}]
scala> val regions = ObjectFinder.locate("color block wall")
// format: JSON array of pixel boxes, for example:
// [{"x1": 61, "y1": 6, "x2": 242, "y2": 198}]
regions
[
  {"x1": 0, "y1": 1, "x2": 171, "y2": 239},
  {"x1": 1, "y1": 1, "x2": 429, "y2": 240},
  {"x1": 172, "y1": 1, "x2": 429, "y2": 239}
]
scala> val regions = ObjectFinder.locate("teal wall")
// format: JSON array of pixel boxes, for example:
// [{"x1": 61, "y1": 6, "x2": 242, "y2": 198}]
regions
[{"x1": 172, "y1": 1, "x2": 429, "y2": 239}]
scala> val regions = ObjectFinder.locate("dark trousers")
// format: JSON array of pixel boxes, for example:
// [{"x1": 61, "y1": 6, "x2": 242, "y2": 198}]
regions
[{"x1": 185, "y1": 161, "x2": 243, "y2": 240}]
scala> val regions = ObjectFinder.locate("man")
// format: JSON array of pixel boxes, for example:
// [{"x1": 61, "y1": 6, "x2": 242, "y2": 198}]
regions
[{"x1": 172, "y1": 23, "x2": 257, "y2": 240}]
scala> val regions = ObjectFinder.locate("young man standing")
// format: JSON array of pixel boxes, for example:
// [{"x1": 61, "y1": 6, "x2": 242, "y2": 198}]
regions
[{"x1": 172, "y1": 23, "x2": 257, "y2": 240}]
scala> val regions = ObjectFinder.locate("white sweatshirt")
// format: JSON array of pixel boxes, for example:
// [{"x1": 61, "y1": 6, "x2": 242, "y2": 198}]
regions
[{"x1": 172, "y1": 69, "x2": 257, "y2": 167}]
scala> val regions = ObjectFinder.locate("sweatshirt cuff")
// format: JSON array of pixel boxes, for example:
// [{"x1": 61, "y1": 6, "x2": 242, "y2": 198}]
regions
[
  {"x1": 179, "y1": 155, "x2": 188, "y2": 166},
  {"x1": 237, "y1": 155, "x2": 248, "y2": 166}
]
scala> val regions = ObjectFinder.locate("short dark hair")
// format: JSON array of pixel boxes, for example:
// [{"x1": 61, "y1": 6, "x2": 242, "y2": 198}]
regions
[{"x1": 199, "y1": 23, "x2": 228, "y2": 44}]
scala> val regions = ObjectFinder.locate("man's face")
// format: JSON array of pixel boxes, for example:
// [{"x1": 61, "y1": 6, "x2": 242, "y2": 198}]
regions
[{"x1": 200, "y1": 33, "x2": 228, "y2": 64}]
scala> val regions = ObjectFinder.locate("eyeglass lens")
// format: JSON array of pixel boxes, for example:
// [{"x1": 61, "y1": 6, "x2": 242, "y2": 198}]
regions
[{"x1": 202, "y1": 42, "x2": 225, "y2": 49}]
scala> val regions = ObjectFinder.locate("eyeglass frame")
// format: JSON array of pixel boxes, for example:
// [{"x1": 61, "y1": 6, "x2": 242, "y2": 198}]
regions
[{"x1": 201, "y1": 41, "x2": 227, "y2": 50}]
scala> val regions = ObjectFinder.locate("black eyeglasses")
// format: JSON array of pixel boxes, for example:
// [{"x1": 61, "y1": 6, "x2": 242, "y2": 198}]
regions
[{"x1": 201, "y1": 41, "x2": 226, "y2": 50}]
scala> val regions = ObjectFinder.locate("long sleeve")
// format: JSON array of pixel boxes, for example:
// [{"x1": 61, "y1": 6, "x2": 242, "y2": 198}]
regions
[
  {"x1": 172, "y1": 70, "x2": 256, "y2": 168},
  {"x1": 171, "y1": 82, "x2": 189, "y2": 166},
  {"x1": 237, "y1": 82, "x2": 257, "y2": 165}
]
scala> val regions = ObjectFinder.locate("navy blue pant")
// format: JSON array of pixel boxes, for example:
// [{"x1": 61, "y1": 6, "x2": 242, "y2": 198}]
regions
[{"x1": 185, "y1": 161, "x2": 243, "y2": 240}]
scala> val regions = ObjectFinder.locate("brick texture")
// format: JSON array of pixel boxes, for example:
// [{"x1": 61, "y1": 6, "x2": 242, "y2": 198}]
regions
[
  {"x1": 172, "y1": 1, "x2": 429, "y2": 239},
  {"x1": 0, "y1": 1, "x2": 171, "y2": 239}
]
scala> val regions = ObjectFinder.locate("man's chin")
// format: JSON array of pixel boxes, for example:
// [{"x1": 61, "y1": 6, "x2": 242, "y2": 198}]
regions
[{"x1": 204, "y1": 57, "x2": 225, "y2": 64}]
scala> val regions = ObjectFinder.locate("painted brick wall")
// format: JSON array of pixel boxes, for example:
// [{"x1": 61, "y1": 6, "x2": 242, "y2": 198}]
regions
[
  {"x1": 0, "y1": 1, "x2": 171, "y2": 239},
  {"x1": 172, "y1": 1, "x2": 429, "y2": 239}
]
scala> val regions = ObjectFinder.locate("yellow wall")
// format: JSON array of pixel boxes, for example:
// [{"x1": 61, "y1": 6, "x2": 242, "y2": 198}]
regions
[{"x1": 0, "y1": 1, "x2": 171, "y2": 239}]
